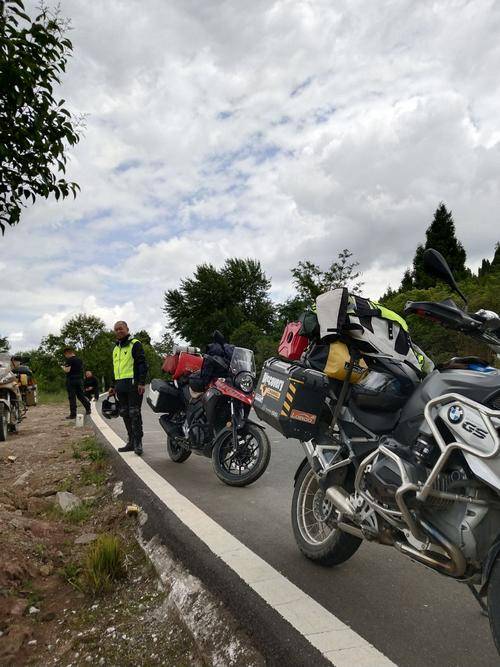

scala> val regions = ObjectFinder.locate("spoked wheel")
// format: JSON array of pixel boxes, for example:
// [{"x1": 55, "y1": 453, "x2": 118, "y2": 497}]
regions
[
  {"x1": 292, "y1": 462, "x2": 362, "y2": 566},
  {"x1": 166, "y1": 436, "x2": 191, "y2": 463},
  {"x1": 8, "y1": 403, "x2": 20, "y2": 434},
  {"x1": 212, "y1": 424, "x2": 271, "y2": 487},
  {"x1": 0, "y1": 405, "x2": 7, "y2": 442}
]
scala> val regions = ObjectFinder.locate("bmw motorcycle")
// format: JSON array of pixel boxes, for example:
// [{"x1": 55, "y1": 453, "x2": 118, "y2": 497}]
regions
[
  {"x1": 289, "y1": 250, "x2": 500, "y2": 652},
  {"x1": 148, "y1": 346, "x2": 271, "y2": 487},
  {"x1": 0, "y1": 353, "x2": 24, "y2": 441}
]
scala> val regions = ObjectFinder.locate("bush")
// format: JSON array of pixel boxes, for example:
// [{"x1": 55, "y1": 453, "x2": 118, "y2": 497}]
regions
[{"x1": 83, "y1": 534, "x2": 126, "y2": 595}]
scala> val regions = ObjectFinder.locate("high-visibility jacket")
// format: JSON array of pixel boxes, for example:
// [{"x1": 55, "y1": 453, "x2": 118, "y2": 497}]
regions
[{"x1": 113, "y1": 338, "x2": 140, "y2": 381}]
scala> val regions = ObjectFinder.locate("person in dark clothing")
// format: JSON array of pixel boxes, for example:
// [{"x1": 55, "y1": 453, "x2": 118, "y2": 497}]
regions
[
  {"x1": 84, "y1": 370, "x2": 100, "y2": 401},
  {"x1": 62, "y1": 348, "x2": 91, "y2": 420},
  {"x1": 108, "y1": 321, "x2": 148, "y2": 455}
]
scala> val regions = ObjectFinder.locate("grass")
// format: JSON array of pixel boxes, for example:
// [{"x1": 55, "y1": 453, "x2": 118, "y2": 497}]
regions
[
  {"x1": 50, "y1": 502, "x2": 92, "y2": 524},
  {"x1": 61, "y1": 562, "x2": 84, "y2": 592},
  {"x1": 81, "y1": 468, "x2": 107, "y2": 487},
  {"x1": 82, "y1": 534, "x2": 126, "y2": 595},
  {"x1": 38, "y1": 389, "x2": 68, "y2": 404},
  {"x1": 58, "y1": 477, "x2": 74, "y2": 492},
  {"x1": 73, "y1": 436, "x2": 106, "y2": 462}
]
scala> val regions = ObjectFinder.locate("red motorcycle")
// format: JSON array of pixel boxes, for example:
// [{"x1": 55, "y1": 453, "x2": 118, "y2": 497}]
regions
[{"x1": 148, "y1": 346, "x2": 271, "y2": 486}]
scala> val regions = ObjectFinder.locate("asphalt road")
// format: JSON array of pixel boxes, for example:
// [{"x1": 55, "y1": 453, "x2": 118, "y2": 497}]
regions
[{"x1": 105, "y1": 401, "x2": 498, "y2": 667}]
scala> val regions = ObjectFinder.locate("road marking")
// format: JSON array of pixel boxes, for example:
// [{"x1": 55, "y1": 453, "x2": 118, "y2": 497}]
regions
[{"x1": 91, "y1": 407, "x2": 397, "y2": 666}]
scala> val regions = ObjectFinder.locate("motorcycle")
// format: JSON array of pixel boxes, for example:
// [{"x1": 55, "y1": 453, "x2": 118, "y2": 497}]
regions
[
  {"x1": 261, "y1": 249, "x2": 500, "y2": 653},
  {"x1": 0, "y1": 353, "x2": 24, "y2": 441},
  {"x1": 148, "y1": 346, "x2": 271, "y2": 487}
]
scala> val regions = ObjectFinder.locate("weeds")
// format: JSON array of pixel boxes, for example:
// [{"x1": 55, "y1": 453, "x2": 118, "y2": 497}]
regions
[
  {"x1": 83, "y1": 534, "x2": 126, "y2": 595},
  {"x1": 79, "y1": 436, "x2": 106, "y2": 462},
  {"x1": 61, "y1": 562, "x2": 83, "y2": 592},
  {"x1": 81, "y1": 468, "x2": 107, "y2": 487},
  {"x1": 58, "y1": 477, "x2": 74, "y2": 492},
  {"x1": 65, "y1": 504, "x2": 92, "y2": 524}
]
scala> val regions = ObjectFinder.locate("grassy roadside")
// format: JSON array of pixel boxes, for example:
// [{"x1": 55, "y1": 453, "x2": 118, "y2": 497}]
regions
[
  {"x1": 38, "y1": 389, "x2": 67, "y2": 404},
  {"x1": 0, "y1": 403, "x2": 202, "y2": 666}
]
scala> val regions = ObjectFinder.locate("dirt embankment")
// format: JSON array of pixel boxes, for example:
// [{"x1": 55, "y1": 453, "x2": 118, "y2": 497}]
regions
[{"x1": 0, "y1": 404, "x2": 202, "y2": 666}]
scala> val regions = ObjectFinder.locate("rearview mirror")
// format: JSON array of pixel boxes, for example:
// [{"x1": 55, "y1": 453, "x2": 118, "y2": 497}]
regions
[{"x1": 423, "y1": 249, "x2": 467, "y2": 305}]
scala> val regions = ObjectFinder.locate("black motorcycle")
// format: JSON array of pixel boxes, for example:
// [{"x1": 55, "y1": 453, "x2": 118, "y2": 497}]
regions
[{"x1": 148, "y1": 346, "x2": 271, "y2": 487}]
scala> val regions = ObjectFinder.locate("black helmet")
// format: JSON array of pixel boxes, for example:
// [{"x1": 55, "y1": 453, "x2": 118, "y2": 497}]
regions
[{"x1": 102, "y1": 396, "x2": 120, "y2": 419}]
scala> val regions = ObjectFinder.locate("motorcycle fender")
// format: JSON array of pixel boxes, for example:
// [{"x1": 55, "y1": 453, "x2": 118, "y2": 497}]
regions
[
  {"x1": 245, "y1": 417, "x2": 266, "y2": 431},
  {"x1": 294, "y1": 458, "x2": 309, "y2": 485},
  {"x1": 480, "y1": 538, "x2": 500, "y2": 597}
]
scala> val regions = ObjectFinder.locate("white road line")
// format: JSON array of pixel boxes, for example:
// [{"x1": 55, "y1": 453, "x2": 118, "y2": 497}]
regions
[{"x1": 91, "y1": 407, "x2": 397, "y2": 667}]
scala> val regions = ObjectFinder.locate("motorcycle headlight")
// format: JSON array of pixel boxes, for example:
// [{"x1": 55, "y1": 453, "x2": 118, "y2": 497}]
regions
[{"x1": 237, "y1": 372, "x2": 254, "y2": 393}]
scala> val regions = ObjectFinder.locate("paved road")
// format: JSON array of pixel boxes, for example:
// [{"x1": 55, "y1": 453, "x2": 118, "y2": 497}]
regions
[{"x1": 105, "y1": 401, "x2": 498, "y2": 667}]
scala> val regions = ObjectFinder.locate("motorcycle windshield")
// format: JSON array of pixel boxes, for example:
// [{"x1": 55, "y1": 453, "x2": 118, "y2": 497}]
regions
[{"x1": 229, "y1": 347, "x2": 256, "y2": 377}]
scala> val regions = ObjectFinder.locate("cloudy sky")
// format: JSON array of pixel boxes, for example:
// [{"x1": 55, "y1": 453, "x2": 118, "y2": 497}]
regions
[{"x1": 1, "y1": 0, "x2": 499, "y2": 350}]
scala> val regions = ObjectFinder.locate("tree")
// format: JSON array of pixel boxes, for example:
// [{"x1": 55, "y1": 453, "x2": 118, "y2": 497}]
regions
[
  {"x1": 60, "y1": 314, "x2": 107, "y2": 351},
  {"x1": 0, "y1": 334, "x2": 9, "y2": 352},
  {"x1": 164, "y1": 258, "x2": 274, "y2": 347},
  {"x1": 153, "y1": 330, "x2": 175, "y2": 356},
  {"x1": 478, "y1": 242, "x2": 500, "y2": 277},
  {"x1": 411, "y1": 203, "x2": 467, "y2": 289},
  {"x1": 291, "y1": 248, "x2": 364, "y2": 304},
  {"x1": 0, "y1": 0, "x2": 81, "y2": 233}
]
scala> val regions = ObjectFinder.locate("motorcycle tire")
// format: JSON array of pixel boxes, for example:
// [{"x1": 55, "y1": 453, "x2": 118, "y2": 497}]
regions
[
  {"x1": 166, "y1": 435, "x2": 191, "y2": 463},
  {"x1": 292, "y1": 462, "x2": 362, "y2": 566},
  {"x1": 212, "y1": 424, "x2": 271, "y2": 487},
  {"x1": 487, "y1": 554, "x2": 500, "y2": 652},
  {"x1": 0, "y1": 405, "x2": 7, "y2": 442},
  {"x1": 8, "y1": 403, "x2": 20, "y2": 434}
]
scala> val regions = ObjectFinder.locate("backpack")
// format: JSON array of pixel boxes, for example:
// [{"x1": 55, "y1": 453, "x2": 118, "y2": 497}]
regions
[{"x1": 315, "y1": 288, "x2": 431, "y2": 375}]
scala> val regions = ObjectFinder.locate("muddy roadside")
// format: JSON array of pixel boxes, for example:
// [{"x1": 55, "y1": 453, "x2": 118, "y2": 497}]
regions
[{"x1": 0, "y1": 403, "x2": 204, "y2": 666}]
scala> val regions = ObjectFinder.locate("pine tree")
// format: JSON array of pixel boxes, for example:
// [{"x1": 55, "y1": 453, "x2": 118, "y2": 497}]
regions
[
  {"x1": 412, "y1": 203, "x2": 467, "y2": 288},
  {"x1": 400, "y1": 269, "x2": 413, "y2": 291},
  {"x1": 477, "y1": 242, "x2": 500, "y2": 277}
]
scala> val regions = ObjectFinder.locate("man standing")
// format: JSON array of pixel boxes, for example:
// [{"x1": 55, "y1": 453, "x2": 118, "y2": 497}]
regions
[
  {"x1": 62, "y1": 348, "x2": 91, "y2": 420},
  {"x1": 109, "y1": 321, "x2": 148, "y2": 455},
  {"x1": 84, "y1": 370, "x2": 100, "y2": 402}
]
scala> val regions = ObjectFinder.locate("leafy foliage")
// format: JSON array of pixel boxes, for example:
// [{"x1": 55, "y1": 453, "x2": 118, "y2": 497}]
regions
[
  {"x1": 0, "y1": 0, "x2": 81, "y2": 233},
  {"x1": 0, "y1": 334, "x2": 9, "y2": 351},
  {"x1": 164, "y1": 258, "x2": 274, "y2": 347},
  {"x1": 291, "y1": 249, "x2": 364, "y2": 304}
]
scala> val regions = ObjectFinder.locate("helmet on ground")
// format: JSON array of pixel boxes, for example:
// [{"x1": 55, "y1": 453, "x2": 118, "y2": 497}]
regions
[{"x1": 102, "y1": 395, "x2": 120, "y2": 419}]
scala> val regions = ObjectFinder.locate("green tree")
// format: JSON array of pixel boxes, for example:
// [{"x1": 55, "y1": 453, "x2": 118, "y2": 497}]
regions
[
  {"x1": 164, "y1": 258, "x2": 274, "y2": 347},
  {"x1": 0, "y1": 334, "x2": 9, "y2": 352},
  {"x1": 291, "y1": 249, "x2": 363, "y2": 304},
  {"x1": 153, "y1": 330, "x2": 175, "y2": 356},
  {"x1": 0, "y1": 0, "x2": 81, "y2": 233},
  {"x1": 411, "y1": 203, "x2": 467, "y2": 289},
  {"x1": 478, "y1": 242, "x2": 500, "y2": 277},
  {"x1": 60, "y1": 314, "x2": 106, "y2": 350}
]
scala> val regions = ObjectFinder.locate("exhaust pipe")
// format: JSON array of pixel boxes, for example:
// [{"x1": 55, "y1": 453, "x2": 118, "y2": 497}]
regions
[
  {"x1": 395, "y1": 517, "x2": 466, "y2": 578},
  {"x1": 326, "y1": 486, "x2": 355, "y2": 519}
]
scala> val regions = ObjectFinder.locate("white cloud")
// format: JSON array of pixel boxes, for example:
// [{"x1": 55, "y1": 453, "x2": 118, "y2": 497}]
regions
[{"x1": 1, "y1": 0, "x2": 500, "y2": 349}]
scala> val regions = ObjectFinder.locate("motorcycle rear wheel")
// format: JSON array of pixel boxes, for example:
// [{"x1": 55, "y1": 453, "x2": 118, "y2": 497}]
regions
[
  {"x1": 212, "y1": 424, "x2": 271, "y2": 487},
  {"x1": 292, "y1": 463, "x2": 362, "y2": 566},
  {"x1": 0, "y1": 405, "x2": 7, "y2": 442},
  {"x1": 166, "y1": 436, "x2": 192, "y2": 463}
]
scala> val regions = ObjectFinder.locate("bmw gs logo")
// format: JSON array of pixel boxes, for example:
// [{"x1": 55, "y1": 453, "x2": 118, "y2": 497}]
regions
[{"x1": 448, "y1": 405, "x2": 464, "y2": 424}]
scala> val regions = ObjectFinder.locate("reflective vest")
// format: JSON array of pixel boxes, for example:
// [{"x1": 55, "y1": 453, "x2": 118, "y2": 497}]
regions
[{"x1": 113, "y1": 338, "x2": 139, "y2": 380}]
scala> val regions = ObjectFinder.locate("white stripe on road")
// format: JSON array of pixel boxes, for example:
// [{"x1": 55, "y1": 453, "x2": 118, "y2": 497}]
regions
[{"x1": 91, "y1": 407, "x2": 397, "y2": 667}]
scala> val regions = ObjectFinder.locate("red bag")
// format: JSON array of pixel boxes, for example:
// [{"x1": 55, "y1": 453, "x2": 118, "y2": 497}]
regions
[
  {"x1": 162, "y1": 354, "x2": 179, "y2": 375},
  {"x1": 278, "y1": 322, "x2": 309, "y2": 361},
  {"x1": 173, "y1": 352, "x2": 203, "y2": 380}
]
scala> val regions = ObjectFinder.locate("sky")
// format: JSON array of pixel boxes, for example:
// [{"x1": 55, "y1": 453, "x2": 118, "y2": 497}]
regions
[{"x1": 1, "y1": 0, "x2": 500, "y2": 350}]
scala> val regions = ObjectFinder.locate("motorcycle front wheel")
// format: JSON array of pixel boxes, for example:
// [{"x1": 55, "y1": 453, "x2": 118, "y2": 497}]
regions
[
  {"x1": 487, "y1": 554, "x2": 500, "y2": 653},
  {"x1": 166, "y1": 436, "x2": 192, "y2": 463},
  {"x1": 212, "y1": 424, "x2": 271, "y2": 487},
  {"x1": 292, "y1": 462, "x2": 362, "y2": 566}
]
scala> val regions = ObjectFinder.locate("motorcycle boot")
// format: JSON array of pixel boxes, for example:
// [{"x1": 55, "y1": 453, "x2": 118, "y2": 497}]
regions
[
  {"x1": 134, "y1": 438, "x2": 143, "y2": 456},
  {"x1": 118, "y1": 440, "x2": 134, "y2": 452}
]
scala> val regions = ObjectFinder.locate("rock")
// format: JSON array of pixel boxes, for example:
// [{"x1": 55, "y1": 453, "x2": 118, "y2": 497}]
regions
[
  {"x1": 125, "y1": 504, "x2": 139, "y2": 517},
  {"x1": 56, "y1": 491, "x2": 81, "y2": 513},
  {"x1": 28, "y1": 606, "x2": 40, "y2": 615},
  {"x1": 112, "y1": 481, "x2": 123, "y2": 499},
  {"x1": 13, "y1": 470, "x2": 32, "y2": 487},
  {"x1": 39, "y1": 563, "x2": 54, "y2": 577},
  {"x1": 27, "y1": 639, "x2": 37, "y2": 646},
  {"x1": 7, "y1": 455, "x2": 17, "y2": 463},
  {"x1": 74, "y1": 533, "x2": 97, "y2": 545},
  {"x1": 32, "y1": 486, "x2": 58, "y2": 498}
]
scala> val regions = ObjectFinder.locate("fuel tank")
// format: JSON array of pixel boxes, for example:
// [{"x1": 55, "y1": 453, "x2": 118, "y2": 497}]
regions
[{"x1": 394, "y1": 368, "x2": 500, "y2": 444}]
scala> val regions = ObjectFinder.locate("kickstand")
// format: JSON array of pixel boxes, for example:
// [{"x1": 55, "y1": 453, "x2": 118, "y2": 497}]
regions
[{"x1": 467, "y1": 583, "x2": 489, "y2": 617}]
